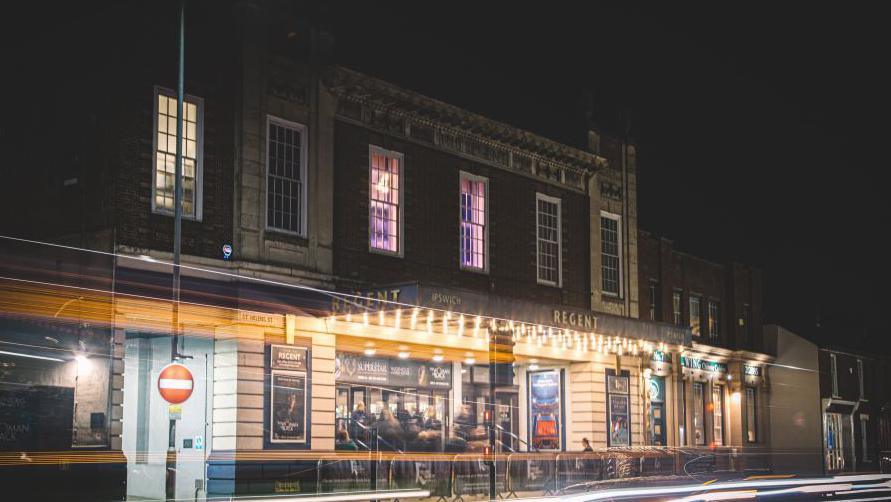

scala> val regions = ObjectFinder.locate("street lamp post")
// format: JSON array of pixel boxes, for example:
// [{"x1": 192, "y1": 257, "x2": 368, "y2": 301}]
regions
[{"x1": 166, "y1": 1, "x2": 185, "y2": 500}]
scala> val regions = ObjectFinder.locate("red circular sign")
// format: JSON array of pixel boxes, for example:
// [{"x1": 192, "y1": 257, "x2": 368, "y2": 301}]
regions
[{"x1": 158, "y1": 363, "x2": 194, "y2": 404}]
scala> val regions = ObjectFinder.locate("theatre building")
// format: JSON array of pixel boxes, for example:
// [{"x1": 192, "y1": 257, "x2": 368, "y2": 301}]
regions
[
  {"x1": 0, "y1": 3, "x2": 699, "y2": 499},
  {"x1": 637, "y1": 231, "x2": 773, "y2": 457}
]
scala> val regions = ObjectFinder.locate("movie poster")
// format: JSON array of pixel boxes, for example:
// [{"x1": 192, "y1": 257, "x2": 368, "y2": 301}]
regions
[
  {"x1": 608, "y1": 394, "x2": 630, "y2": 446},
  {"x1": 528, "y1": 370, "x2": 561, "y2": 451},
  {"x1": 270, "y1": 370, "x2": 306, "y2": 443}
]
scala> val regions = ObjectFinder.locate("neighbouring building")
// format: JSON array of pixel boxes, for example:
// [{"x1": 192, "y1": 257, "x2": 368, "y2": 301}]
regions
[
  {"x1": 637, "y1": 231, "x2": 773, "y2": 468},
  {"x1": 763, "y1": 324, "x2": 823, "y2": 476},
  {"x1": 816, "y1": 345, "x2": 891, "y2": 473}
]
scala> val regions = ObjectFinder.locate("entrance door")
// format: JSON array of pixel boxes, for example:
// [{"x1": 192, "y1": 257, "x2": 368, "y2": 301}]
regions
[
  {"x1": 826, "y1": 412, "x2": 845, "y2": 471},
  {"x1": 123, "y1": 334, "x2": 213, "y2": 501},
  {"x1": 649, "y1": 376, "x2": 666, "y2": 446}
]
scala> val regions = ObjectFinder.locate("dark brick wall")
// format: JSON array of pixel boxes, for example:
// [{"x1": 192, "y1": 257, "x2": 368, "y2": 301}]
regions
[
  {"x1": 333, "y1": 121, "x2": 590, "y2": 308},
  {"x1": 638, "y1": 231, "x2": 764, "y2": 351},
  {"x1": 109, "y1": 4, "x2": 237, "y2": 259}
]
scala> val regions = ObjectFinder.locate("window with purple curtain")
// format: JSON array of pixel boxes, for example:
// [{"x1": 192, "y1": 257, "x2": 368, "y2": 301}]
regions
[
  {"x1": 460, "y1": 174, "x2": 487, "y2": 270},
  {"x1": 369, "y1": 147, "x2": 402, "y2": 254}
]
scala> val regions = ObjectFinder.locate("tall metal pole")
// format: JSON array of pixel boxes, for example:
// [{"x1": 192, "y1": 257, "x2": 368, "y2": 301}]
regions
[{"x1": 166, "y1": 1, "x2": 185, "y2": 500}]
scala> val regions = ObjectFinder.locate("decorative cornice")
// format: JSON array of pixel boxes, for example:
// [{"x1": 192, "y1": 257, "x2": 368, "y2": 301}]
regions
[{"x1": 323, "y1": 66, "x2": 605, "y2": 192}]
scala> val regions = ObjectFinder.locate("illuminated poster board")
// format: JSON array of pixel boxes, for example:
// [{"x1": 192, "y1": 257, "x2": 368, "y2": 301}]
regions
[
  {"x1": 606, "y1": 369, "x2": 631, "y2": 446},
  {"x1": 269, "y1": 345, "x2": 308, "y2": 444},
  {"x1": 528, "y1": 370, "x2": 562, "y2": 451}
]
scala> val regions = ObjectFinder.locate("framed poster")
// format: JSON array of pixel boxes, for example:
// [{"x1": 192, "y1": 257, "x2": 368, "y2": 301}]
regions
[
  {"x1": 528, "y1": 370, "x2": 562, "y2": 451},
  {"x1": 270, "y1": 370, "x2": 307, "y2": 443},
  {"x1": 605, "y1": 369, "x2": 631, "y2": 447}
]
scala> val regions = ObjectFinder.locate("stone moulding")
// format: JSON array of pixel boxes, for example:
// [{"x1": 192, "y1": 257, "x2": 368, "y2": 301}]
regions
[{"x1": 324, "y1": 66, "x2": 607, "y2": 193}]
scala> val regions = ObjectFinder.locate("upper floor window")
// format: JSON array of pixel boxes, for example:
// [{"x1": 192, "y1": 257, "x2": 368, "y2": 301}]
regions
[
  {"x1": 708, "y1": 301, "x2": 720, "y2": 340},
  {"x1": 830, "y1": 353, "x2": 839, "y2": 398},
  {"x1": 266, "y1": 116, "x2": 307, "y2": 236},
  {"x1": 672, "y1": 290, "x2": 683, "y2": 326},
  {"x1": 369, "y1": 146, "x2": 403, "y2": 255},
  {"x1": 689, "y1": 295, "x2": 701, "y2": 337},
  {"x1": 600, "y1": 212, "x2": 622, "y2": 296},
  {"x1": 858, "y1": 359, "x2": 865, "y2": 400},
  {"x1": 459, "y1": 173, "x2": 488, "y2": 271},
  {"x1": 648, "y1": 281, "x2": 659, "y2": 321},
  {"x1": 153, "y1": 87, "x2": 203, "y2": 219},
  {"x1": 536, "y1": 194, "x2": 561, "y2": 286},
  {"x1": 740, "y1": 303, "x2": 751, "y2": 345}
]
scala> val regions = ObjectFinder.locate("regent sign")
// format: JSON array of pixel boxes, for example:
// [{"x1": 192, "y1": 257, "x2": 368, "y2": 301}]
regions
[{"x1": 552, "y1": 309, "x2": 597, "y2": 330}]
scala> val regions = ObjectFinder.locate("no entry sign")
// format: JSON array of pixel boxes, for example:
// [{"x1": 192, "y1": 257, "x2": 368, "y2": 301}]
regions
[{"x1": 158, "y1": 363, "x2": 194, "y2": 404}]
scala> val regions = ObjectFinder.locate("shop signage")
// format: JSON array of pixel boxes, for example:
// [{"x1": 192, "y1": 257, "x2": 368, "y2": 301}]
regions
[
  {"x1": 271, "y1": 345, "x2": 308, "y2": 372},
  {"x1": 334, "y1": 353, "x2": 452, "y2": 388},
  {"x1": 680, "y1": 355, "x2": 727, "y2": 374},
  {"x1": 238, "y1": 310, "x2": 281, "y2": 327},
  {"x1": 551, "y1": 309, "x2": 596, "y2": 330},
  {"x1": 651, "y1": 351, "x2": 667, "y2": 363},
  {"x1": 330, "y1": 284, "x2": 418, "y2": 314},
  {"x1": 744, "y1": 364, "x2": 761, "y2": 377},
  {"x1": 528, "y1": 370, "x2": 562, "y2": 451}
]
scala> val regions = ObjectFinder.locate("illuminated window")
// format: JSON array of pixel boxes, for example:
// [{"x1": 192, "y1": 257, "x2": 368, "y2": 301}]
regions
[
  {"x1": 746, "y1": 387, "x2": 757, "y2": 442},
  {"x1": 708, "y1": 301, "x2": 720, "y2": 340},
  {"x1": 536, "y1": 194, "x2": 561, "y2": 286},
  {"x1": 601, "y1": 212, "x2": 622, "y2": 296},
  {"x1": 266, "y1": 116, "x2": 307, "y2": 236},
  {"x1": 712, "y1": 385, "x2": 724, "y2": 446},
  {"x1": 673, "y1": 290, "x2": 683, "y2": 325},
  {"x1": 460, "y1": 173, "x2": 487, "y2": 271},
  {"x1": 689, "y1": 296, "x2": 701, "y2": 337},
  {"x1": 369, "y1": 146, "x2": 403, "y2": 254},
  {"x1": 153, "y1": 87, "x2": 202, "y2": 218},
  {"x1": 693, "y1": 382, "x2": 705, "y2": 445}
]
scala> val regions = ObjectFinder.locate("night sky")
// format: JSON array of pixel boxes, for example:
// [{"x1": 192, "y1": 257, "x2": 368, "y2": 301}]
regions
[
  {"x1": 326, "y1": 2, "x2": 891, "y2": 353},
  {"x1": 3, "y1": 2, "x2": 889, "y2": 353}
]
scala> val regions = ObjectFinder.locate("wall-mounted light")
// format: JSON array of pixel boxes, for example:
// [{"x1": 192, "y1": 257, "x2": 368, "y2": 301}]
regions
[
  {"x1": 432, "y1": 354, "x2": 444, "y2": 363},
  {"x1": 364, "y1": 348, "x2": 376, "y2": 356}
]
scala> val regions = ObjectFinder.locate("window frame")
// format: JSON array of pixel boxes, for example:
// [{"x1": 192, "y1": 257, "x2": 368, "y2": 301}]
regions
[
  {"x1": 672, "y1": 290, "x2": 683, "y2": 326},
  {"x1": 648, "y1": 280, "x2": 658, "y2": 321},
  {"x1": 708, "y1": 300, "x2": 720, "y2": 340},
  {"x1": 367, "y1": 144, "x2": 405, "y2": 257},
  {"x1": 857, "y1": 359, "x2": 866, "y2": 401},
  {"x1": 712, "y1": 384, "x2": 725, "y2": 446},
  {"x1": 151, "y1": 85, "x2": 205, "y2": 220},
  {"x1": 860, "y1": 414, "x2": 870, "y2": 462},
  {"x1": 689, "y1": 295, "x2": 702, "y2": 337},
  {"x1": 830, "y1": 353, "x2": 840, "y2": 398},
  {"x1": 264, "y1": 115, "x2": 309, "y2": 237},
  {"x1": 746, "y1": 386, "x2": 758, "y2": 443},
  {"x1": 600, "y1": 211, "x2": 623, "y2": 297},
  {"x1": 458, "y1": 171, "x2": 489, "y2": 273},
  {"x1": 535, "y1": 193, "x2": 562, "y2": 287}
]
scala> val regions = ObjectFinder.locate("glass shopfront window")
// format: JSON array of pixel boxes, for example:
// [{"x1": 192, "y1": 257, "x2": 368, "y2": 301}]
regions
[
  {"x1": 692, "y1": 382, "x2": 706, "y2": 446},
  {"x1": 712, "y1": 384, "x2": 725, "y2": 446},
  {"x1": 334, "y1": 352, "x2": 452, "y2": 452}
]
